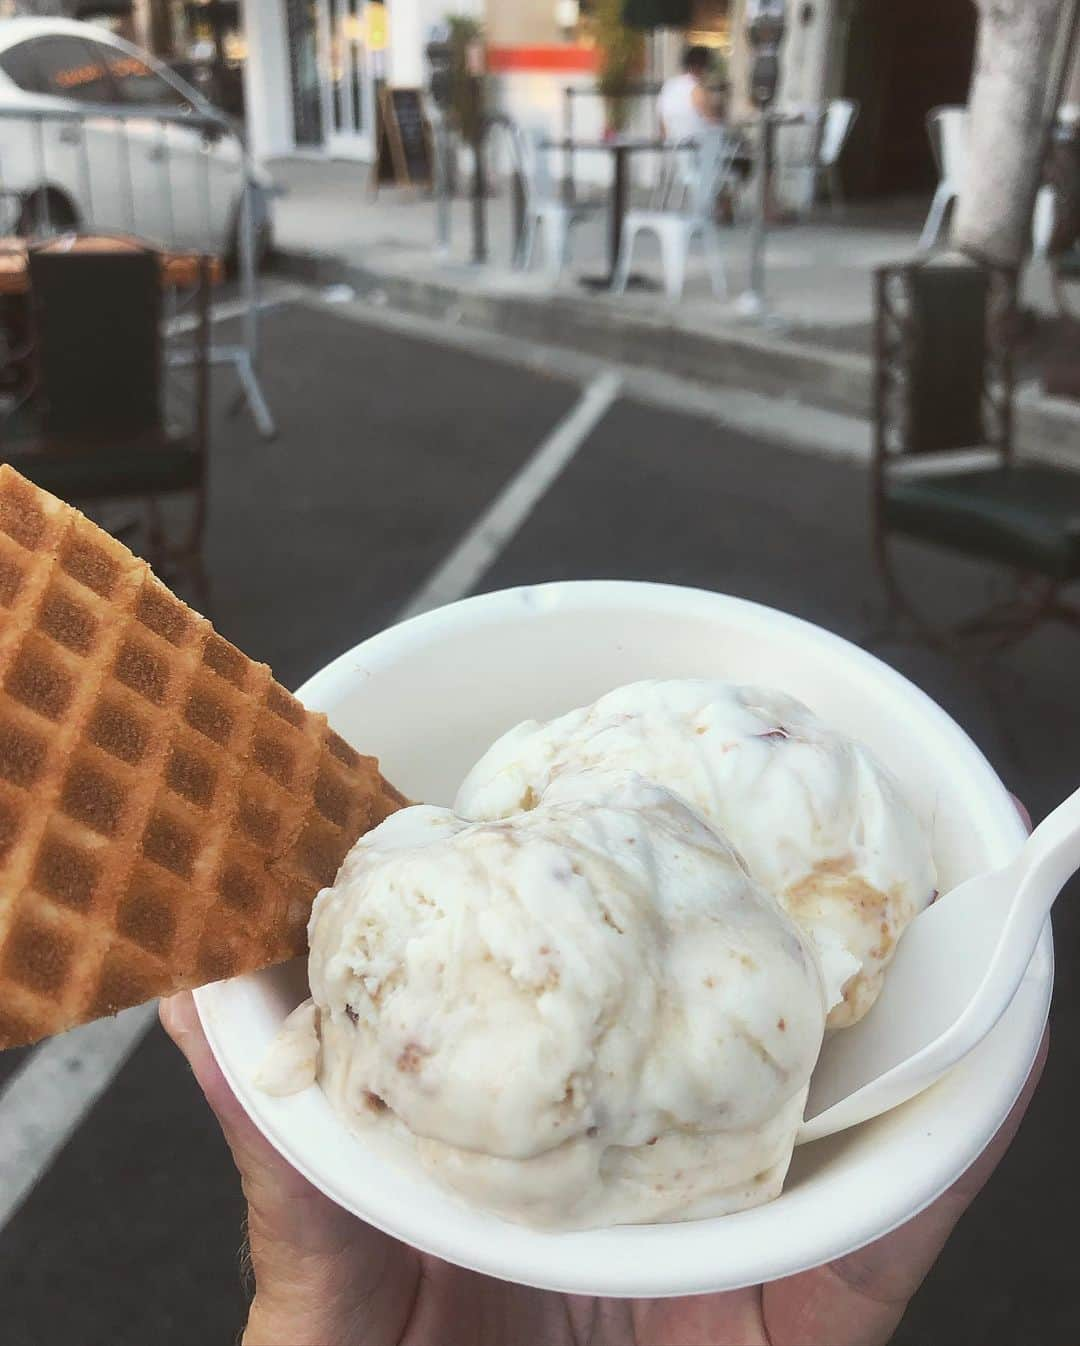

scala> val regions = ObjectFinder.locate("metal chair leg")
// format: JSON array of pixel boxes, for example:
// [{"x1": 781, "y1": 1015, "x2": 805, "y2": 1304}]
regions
[
  {"x1": 659, "y1": 226, "x2": 689, "y2": 302},
  {"x1": 828, "y1": 164, "x2": 844, "y2": 217},
  {"x1": 1052, "y1": 267, "x2": 1080, "y2": 322},
  {"x1": 875, "y1": 528, "x2": 1068, "y2": 655},
  {"x1": 703, "y1": 225, "x2": 727, "y2": 300},
  {"x1": 919, "y1": 184, "x2": 955, "y2": 251},
  {"x1": 611, "y1": 224, "x2": 636, "y2": 295},
  {"x1": 520, "y1": 215, "x2": 537, "y2": 272}
]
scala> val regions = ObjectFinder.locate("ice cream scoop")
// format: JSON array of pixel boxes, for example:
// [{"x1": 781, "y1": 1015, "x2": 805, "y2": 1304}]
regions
[
  {"x1": 304, "y1": 775, "x2": 828, "y2": 1229},
  {"x1": 456, "y1": 680, "x2": 937, "y2": 1028}
]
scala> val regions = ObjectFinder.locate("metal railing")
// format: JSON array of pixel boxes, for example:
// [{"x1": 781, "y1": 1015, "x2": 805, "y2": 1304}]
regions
[
  {"x1": 0, "y1": 103, "x2": 274, "y2": 437},
  {"x1": 429, "y1": 110, "x2": 529, "y2": 267},
  {"x1": 484, "y1": 113, "x2": 528, "y2": 265}
]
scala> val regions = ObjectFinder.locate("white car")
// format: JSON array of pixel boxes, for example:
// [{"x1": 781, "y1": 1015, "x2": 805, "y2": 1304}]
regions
[{"x1": 0, "y1": 17, "x2": 274, "y2": 262}]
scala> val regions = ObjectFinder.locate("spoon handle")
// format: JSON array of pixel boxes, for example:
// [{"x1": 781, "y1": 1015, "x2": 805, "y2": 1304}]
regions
[
  {"x1": 960, "y1": 786, "x2": 1080, "y2": 1050},
  {"x1": 1016, "y1": 784, "x2": 1080, "y2": 923}
]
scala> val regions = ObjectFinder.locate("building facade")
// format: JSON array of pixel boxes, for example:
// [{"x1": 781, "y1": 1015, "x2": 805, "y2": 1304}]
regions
[
  {"x1": 237, "y1": 0, "x2": 990, "y2": 190},
  {"x1": 12, "y1": 0, "x2": 1066, "y2": 196},
  {"x1": 242, "y1": 0, "x2": 482, "y2": 161},
  {"x1": 239, "y1": 0, "x2": 733, "y2": 162}
]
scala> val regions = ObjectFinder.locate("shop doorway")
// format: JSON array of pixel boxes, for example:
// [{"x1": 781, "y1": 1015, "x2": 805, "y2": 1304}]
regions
[
  {"x1": 839, "y1": 0, "x2": 977, "y2": 198},
  {"x1": 317, "y1": 0, "x2": 374, "y2": 158}
]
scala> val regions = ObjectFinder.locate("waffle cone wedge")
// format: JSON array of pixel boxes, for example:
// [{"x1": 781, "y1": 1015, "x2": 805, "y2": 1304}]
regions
[{"x1": 0, "y1": 466, "x2": 407, "y2": 1050}]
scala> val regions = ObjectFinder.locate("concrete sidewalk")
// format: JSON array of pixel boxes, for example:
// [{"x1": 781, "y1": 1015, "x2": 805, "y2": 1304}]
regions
[{"x1": 266, "y1": 155, "x2": 1079, "y2": 462}]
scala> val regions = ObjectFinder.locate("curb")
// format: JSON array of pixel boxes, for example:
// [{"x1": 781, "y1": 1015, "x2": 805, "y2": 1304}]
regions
[{"x1": 269, "y1": 248, "x2": 1079, "y2": 462}]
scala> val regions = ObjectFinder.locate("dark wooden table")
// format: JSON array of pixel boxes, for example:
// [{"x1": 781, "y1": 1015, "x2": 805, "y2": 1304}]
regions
[
  {"x1": 545, "y1": 135, "x2": 665, "y2": 289},
  {"x1": 0, "y1": 235, "x2": 224, "y2": 296},
  {"x1": 0, "y1": 235, "x2": 217, "y2": 425}
]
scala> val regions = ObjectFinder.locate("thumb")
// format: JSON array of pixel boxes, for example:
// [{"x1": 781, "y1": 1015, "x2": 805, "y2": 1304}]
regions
[
  {"x1": 159, "y1": 991, "x2": 318, "y2": 1201},
  {"x1": 161, "y1": 992, "x2": 418, "y2": 1346}
]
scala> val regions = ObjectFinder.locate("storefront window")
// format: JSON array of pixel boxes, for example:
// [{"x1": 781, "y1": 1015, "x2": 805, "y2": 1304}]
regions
[
  {"x1": 286, "y1": 0, "x2": 324, "y2": 145},
  {"x1": 326, "y1": 0, "x2": 367, "y2": 138}
]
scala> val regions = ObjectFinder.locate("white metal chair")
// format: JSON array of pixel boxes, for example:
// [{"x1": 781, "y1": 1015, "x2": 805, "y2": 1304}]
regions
[
  {"x1": 612, "y1": 131, "x2": 737, "y2": 301},
  {"x1": 921, "y1": 107, "x2": 1062, "y2": 263},
  {"x1": 516, "y1": 127, "x2": 598, "y2": 279},
  {"x1": 789, "y1": 99, "x2": 859, "y2": 215},
  {"x1": 1031, "y1": 183, "x2": 1057, "y2": 260},
  {"x1": 1030, "y1": 183, "x2": 1080, "y2": 320},
  {"x1": 653, "y1": 136, "x2": 701, "y2": 211},
  {"x1": 919, "y1": 106, "x2": 968, "y2": 251}
]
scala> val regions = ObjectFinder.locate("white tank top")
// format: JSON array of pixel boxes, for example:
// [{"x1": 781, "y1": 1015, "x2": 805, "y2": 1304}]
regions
[{"x1": 658, "y1": 73, "x2": 712, "y2": 141}]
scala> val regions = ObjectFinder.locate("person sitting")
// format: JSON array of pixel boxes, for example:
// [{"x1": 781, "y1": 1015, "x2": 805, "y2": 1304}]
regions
[
  {"x1": 658, "y1": 45, "x2": 722, "y2": 143},
  {"x1": 659, "y1": 46, "x2": 739, "y2": 223}
]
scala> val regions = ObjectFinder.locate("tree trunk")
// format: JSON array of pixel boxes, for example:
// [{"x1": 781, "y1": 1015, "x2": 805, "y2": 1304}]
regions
[{"x1": 953, "y1": 0, "x2": 1070, "y2": 267}]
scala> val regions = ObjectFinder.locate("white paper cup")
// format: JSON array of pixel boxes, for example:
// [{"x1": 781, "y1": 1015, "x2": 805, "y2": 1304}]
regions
[{"x1": 194, "y1": 582, "x2": 1051, "y2": 1298}]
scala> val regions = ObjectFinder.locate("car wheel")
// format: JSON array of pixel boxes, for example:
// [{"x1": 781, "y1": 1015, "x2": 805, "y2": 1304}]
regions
[{"x1": 15, "y1": 188, "x2": 79, "y2": 239}]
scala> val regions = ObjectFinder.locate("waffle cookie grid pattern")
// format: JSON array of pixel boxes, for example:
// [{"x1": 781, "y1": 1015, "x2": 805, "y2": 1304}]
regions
[{"x1": 0, "y1": 467, "x2": 404, "y2": 1049}]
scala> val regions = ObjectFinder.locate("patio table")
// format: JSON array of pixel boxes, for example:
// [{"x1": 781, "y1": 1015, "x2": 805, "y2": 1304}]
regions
[
  {"x1": 545, "y1": 135, "x2": 665, "y2": 289},
  {"x1": 0, "y1": 236, "x2": 224, "y2": 296},
  {"x1": 0, "y1": 236, "x2": 219, "y2": 419}
]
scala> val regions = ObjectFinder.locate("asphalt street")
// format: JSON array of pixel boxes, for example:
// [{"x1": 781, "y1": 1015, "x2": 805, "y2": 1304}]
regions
[{"x1": 0, "y1": 293, "x2": 1076, "y2": 1346}]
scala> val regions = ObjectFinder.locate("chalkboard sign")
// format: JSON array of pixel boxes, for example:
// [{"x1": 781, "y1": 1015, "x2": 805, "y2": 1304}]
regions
[{"x1": 373, "y1": 86, "x2": 433, "y2": 189}]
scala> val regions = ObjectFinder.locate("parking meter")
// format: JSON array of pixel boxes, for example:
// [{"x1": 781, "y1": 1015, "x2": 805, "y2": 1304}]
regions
[
  {"x1": 425, "y1": 23, "x2": 453, "y2": 111},
  {"x1": 740, "y1": 0, "x2": 787, "y2": 317},
  {"x1": 746, "y1": 0, "x2": 787, "y2": 108},
  {"x1": 426, "y1": 23, "x2": 454, "y2": 254}
]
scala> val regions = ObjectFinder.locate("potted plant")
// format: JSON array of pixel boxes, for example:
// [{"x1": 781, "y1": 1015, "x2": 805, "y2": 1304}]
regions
[
  {"x1": 445, "y1": 14, "x2": 486, "y2": 148},
  {"x1": 593, "y1": 0, "x2": 644, "y2": 136}
]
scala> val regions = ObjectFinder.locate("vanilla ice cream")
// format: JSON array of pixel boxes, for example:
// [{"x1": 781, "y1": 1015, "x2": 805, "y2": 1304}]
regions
[
  {"x1": 304, "y1": 775, "x2": 828, "y2": 1229},
  {"x1": 456, "y1": 681, "x2": 937, "y2": 1027}
]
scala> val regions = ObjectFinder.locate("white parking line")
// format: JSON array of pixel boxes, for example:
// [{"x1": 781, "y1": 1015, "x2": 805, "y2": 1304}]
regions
[
  {"x1": 0, "y1": 1004, "x2": 157, "y2": 1230},
  {"x1": 0, "y1": 355, "x2": 618, "y2": 1237},
  {"x1": 398, "y1": 371, "x2": 621, "y2": 621},
  {"x1": 0, "y1": 284, "x2": 307, "y2": 1234}
]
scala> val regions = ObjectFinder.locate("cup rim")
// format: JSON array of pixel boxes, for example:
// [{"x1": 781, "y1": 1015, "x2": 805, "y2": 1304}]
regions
[{"x1": 195, "y1": 581, "x2": 1052, "y2": 1296}]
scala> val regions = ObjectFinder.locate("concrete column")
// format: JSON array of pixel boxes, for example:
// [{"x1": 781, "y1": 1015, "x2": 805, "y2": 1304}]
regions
[
  {"x1": 778, "y1": 1, "x2": 832, "y2": 112},
  {"x1": 242, "y1": 0, "x2": 294, "y2": 158},
  {"x1": 486, "y1": 0, "x2": 557, "y2": 45},
  {"x1": 728, "y1": 0, "x2": 753, "y2": 122},
  {"x1": 130, "y1": 0, "x2": 151, "y2": 51},
  {"x1": 388, "y1": 0, "x2": 423, "y2": 87},
  {"x1": 821, "y1": 0, "x2": 848, "y2": 100},
  {"x1": 657, "y1": 28, "x2": 683, "y2": 82}
]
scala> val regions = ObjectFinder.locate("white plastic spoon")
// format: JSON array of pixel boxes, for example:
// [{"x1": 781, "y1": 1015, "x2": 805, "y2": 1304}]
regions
[{"x1": 798, "y1": 785, "x2": 1077, "y2": 1145}]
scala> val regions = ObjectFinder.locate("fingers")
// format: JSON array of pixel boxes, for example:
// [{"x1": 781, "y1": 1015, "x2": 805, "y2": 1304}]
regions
[
  {"x1": 924, "y1": 1022, "x2": 1048, "y2": 1209},
  {"x1": 765, "y1": 1028, "x2": 1049, "y2": 1346},
  {"x1": 159, "y1": 991, "x2": 251, "y2": 1143},
  {"x1": 159, "y1": 1001, "x2": 421, "y2": 1345},
  {"x1": 828, "y1": 1025, "x2": 1048, "y2": 1300}
]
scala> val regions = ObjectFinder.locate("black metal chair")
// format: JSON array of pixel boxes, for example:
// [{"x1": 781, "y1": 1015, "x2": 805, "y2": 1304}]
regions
[
  {"x1": 872, "y1": 252, "x2": 1080, "y2": 650},
  {"x1": 0, "y1": 237, "x2": 210, "y2": 602}
]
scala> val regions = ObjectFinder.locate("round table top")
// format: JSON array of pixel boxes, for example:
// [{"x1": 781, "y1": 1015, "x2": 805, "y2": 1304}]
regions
[{"x1": 545, "y1": 136, "x2": 665, "y2": 153}]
